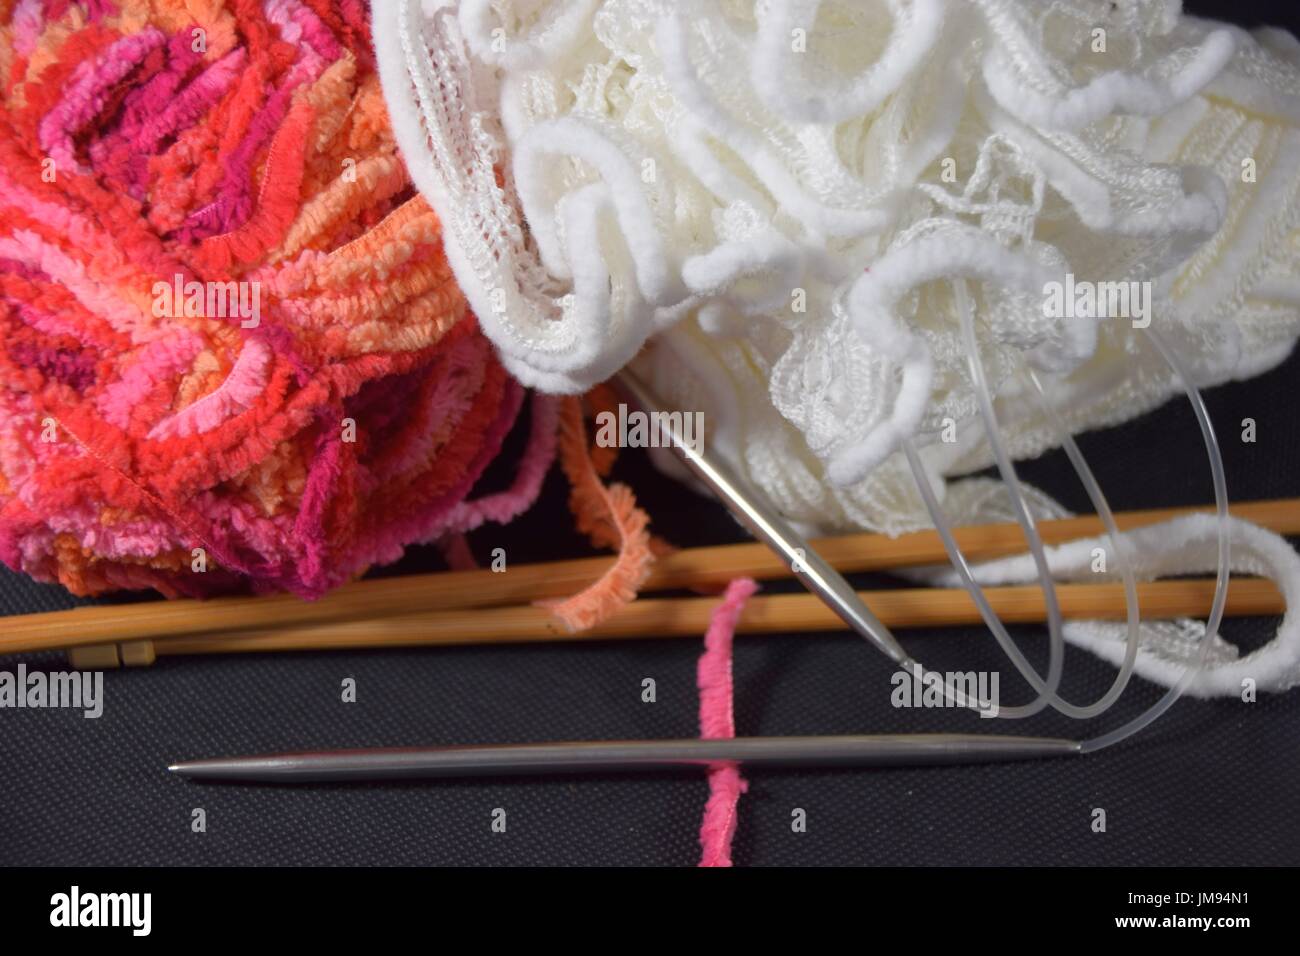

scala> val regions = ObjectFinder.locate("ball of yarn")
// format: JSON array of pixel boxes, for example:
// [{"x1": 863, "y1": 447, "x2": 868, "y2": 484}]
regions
[
  {"x1": 0, "y1": 1, "x2": 528, "y2": 598},
  {"x1": 376, "y1": 0, "x2": 1300, "y2": 683},
  {"x1": 378, "y1": 0, "x2": 1300, "y2": 530}
]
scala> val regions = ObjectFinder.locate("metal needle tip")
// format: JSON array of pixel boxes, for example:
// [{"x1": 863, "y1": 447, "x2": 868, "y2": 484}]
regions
[{"x1": 612, "y1": 369, "x2": 911, "y2": 665}]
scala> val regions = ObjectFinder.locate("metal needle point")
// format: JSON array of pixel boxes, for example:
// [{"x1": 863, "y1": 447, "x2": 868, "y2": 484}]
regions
[{"x1": 612, "y1": 369, "x2": 913, "y2": 667}]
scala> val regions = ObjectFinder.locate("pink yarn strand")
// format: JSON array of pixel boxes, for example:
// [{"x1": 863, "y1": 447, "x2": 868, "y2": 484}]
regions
[
  {"x1": 696, "y1": 577, "x2": 758, "y2": 868},
  {"x1": 438, "y1": 533, "x2": 479, "y2": 571},
  {"x1": 437, "y1": 393, "x2": 560, "y2": 536}
]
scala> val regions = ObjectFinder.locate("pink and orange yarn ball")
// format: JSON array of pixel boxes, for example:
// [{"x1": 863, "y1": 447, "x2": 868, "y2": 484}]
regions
[{"x1": 0, "y1": 1, "x2": 548, "y2": 599}]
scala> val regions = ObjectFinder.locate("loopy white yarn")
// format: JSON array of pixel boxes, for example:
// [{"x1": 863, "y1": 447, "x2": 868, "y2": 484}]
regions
[
  {"x1": 375, "y1": 0, "x2": 1300, "y2": 694},
  {"x1": 921, "y1": 512, "x2": 1300, "y2": 696},
  {"x1": 752, "y1": 0, "x2": 946, "y2": 125},
  {"x1": 457, "y1": 0, "x2": 600, "y2": 70}
]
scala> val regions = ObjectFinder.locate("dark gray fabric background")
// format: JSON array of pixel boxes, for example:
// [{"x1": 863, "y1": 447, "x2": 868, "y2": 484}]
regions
[{"x1": 1, "y1": 0, "x2": 1298, "y2": 867}]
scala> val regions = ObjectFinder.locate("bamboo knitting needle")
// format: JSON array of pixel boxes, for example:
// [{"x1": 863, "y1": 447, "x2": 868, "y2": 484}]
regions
[
  {"x1": 99, "y1": 578, "x2": 1282, "y2": 662},
  {"x1": 5, "y1": 497, "x2": 1297, "y2": 655}
]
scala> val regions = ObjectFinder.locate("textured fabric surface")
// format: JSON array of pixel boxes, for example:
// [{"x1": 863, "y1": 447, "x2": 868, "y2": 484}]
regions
[
  {"x1": 2, "y1": 341, "x2": 1297, "y2": 867},
  {"x1": 2, "y1": 0, "x2": 1298, "y2": 867}
]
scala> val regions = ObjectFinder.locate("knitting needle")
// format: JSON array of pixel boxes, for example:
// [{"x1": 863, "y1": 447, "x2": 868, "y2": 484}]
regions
[
  {"x1": 6, "y1": 498, "x2": 1296, "y2": 654},
  {"x1": 167, "y1": 733, "x2": 1084, "y2": 782},
  {"x1": 614, "y1": 369, "x2": 911, "y2": 665},
  {"x1": 138, "y1": 577, "x2": 1282, "y2": 658}
]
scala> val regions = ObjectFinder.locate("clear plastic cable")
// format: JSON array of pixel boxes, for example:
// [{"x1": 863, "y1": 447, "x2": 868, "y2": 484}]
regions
[
  {"x1": 901, "y1": 278, "x2": 1143, "y2": 718},
  {"x1": 886, "y1": 282, "x2": 1228, "y2": 747},
  {"x1": 1078, "y1": 328, "x2": 1230, "y2": 752}
]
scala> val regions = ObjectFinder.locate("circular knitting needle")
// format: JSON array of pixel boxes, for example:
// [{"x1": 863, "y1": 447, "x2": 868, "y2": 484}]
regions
[{"x1": 613, "y1": 369, "x2": 913, "y2": 667}]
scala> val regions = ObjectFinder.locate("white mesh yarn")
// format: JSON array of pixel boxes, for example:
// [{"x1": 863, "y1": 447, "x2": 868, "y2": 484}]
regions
[{"x1": 375, "y1": 0, "x2": 1300, "y2": 693}]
